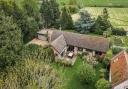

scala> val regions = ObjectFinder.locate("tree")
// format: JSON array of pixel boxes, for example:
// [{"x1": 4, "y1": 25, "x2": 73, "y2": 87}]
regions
[
  {"x1": 40, "y1": 0, "x2": 60, "y2": 28},
  {"x1": 95, "y1": 78, "x2": 111, "y2": 89},
  {"x1": 0, "y1": 0, "x2": 39, "y2": 43},
  {"x1": 103, "y1": 28, "x2": 112, "y2": 37},
  {"x1": 22, "y1": 0, "x2": 42, "y2": 28},
  {"x1": 75, "y1": 9, "x2": 95, "y2": 33},
  {"x1": 78, "y1": 63, "x2": 96, "y2": 84},
  {"x1": 60, "y1": 6, "x2": 73, "y2": 29},
  {"x1": 0, "y1": 12, "x2": 23, "y2": 70},
  {"x1": 102, "y1": 8, "x2": 109, "y2": 19},
  {"x1": 95, "y1": 8, "x2": 111, "y2": 35}
]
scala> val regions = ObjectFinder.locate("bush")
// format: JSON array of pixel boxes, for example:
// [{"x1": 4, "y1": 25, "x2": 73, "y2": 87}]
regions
[
  {"x1": 55, "y1": 59, "x2": 72, "y2": 67},
  {"x1": 78, "y1": 63, "x2": 96, "y2": 84},
  {"x1": 95, "y1": 78, "x2": 111, "y2": 89},
  {"x1": 112, "y1": 47, "x2": 122, "y2": 54},
  {"x1": 112, "y1": 28, "x2": 126, "y2": 36},
  {"x1": 0, "y1": 59, "x2": 62, "y2": 89},
  {"x1": 21, "y1": 44, "x2": 55, "y2": 63}
]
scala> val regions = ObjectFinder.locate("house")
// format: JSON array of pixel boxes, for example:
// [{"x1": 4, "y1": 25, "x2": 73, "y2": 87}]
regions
[
  {"x1": 36, "y1": 29, "x2": 110, "y2": 58},
  {"x1": 110, "y1": 51, "x2": 128, "y2": 89}
]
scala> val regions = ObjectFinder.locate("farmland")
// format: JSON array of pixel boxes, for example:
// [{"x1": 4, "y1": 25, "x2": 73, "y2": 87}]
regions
[
  {"x1": 72, "y1": 7, "x2": 128, "y2": 30},
  {"x1": 57, "y1": 0, "x2": 128, "y2": 7}
]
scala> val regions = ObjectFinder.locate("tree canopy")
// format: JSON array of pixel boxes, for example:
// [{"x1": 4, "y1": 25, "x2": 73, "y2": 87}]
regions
[
  {"x1": 40, "y1": 0, "x2": 60, "y2": 28},
  {"x1": 78, "y1": 63, "x2": 96, "y2": 84},
  {"x1": 0, "y1": 12, "x2": 23, "y2": 70},
  {"x1": 60, "y1": 6, "x2": 73, "y2": 29}
]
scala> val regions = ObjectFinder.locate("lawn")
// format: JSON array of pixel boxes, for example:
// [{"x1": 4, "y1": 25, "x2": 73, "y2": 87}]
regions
[
  {"x1": 72, "y1": 7, "x2": 128, "y2": 30},
  {"x1": 57, "y1": 0, "x2": 128, "y2": 7},
  {"x1": 51, "y1": 56, "x2": 103, "y2": 89}
]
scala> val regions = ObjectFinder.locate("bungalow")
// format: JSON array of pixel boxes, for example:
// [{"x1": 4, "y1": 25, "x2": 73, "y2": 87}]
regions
[
  {"x1": 36, "y1": 29, "x2": 110, "y2": 58},
  {"x1": 110, "y1": 51, "x2": 128, "y2": 89}
]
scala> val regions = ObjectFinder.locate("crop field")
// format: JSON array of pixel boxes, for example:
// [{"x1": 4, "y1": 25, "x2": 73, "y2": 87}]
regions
[
  {"x1": 72, "y1": 7, "x2": 128, "y2": 30},
  {"x1": 57, "y1": 0, "x2": 128, "y2": 7}
]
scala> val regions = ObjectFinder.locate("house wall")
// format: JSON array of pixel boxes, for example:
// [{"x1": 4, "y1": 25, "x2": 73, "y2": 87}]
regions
[
  {"x1": 113, "y1": 80, "x2": 128, "y2": 89},
  {"x1": 38, "y1": 34, "x2": 47, "y2": 41}
]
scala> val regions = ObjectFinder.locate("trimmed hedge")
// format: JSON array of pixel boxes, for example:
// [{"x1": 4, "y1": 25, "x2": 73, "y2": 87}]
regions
[{"x1": 112, "y1": 28, "x2": 126, "y2": 36}]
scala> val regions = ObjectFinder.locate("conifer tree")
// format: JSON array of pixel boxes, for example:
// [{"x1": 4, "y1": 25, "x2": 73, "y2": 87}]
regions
[
  {"x1": 40, "y1": 0, "x2": 60, "y2": 28},
  {"x1": 60, "y1": 6, "x2": 73, "y2": 29}
]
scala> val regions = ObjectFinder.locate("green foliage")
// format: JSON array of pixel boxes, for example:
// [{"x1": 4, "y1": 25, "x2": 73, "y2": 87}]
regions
[
  {"x1": 22, "y1": 0, "x2": 42, "y2": 29},
  {"x1": 0, "y1": 12, "x2": 23, "y2": 70},
  {"x1": 112, "y1": 28, "x2": 126, "y2": 36},
  {"x1": 60, "y1": 6, "x2": 73, "y2": 29},
  {"x1": 112, "y1": 47, "x2": 122, "y2": 54},
  {"x1": 0, "y1": 0, "x2": 39, "y2": 43},
  {"x1": 75, "y1": 9, "x2": 95, "y2": 34},
  {"x1": 103, "y1": 28, "x2": 112, "y2": 37},
  {"x1": 40, "y1": 0, "x2": 60, "y2": 28},
  {"x1": 95, "y1": 8, "x2": 111, "y2": 35},
  {"x1": 0, "y1": 59, "x2": 62, "y2": 89},
  {"x1": 22, "y1": 44, "x2": 55, "y2": 63},
  {"x1": 95, "y1": 78, "x2": 110, "y2": 89},
  {"x1": 78, "y1": 63, "x2": 96, "y2": 84}
]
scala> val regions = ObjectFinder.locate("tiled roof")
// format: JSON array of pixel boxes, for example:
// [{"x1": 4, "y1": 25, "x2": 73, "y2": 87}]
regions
[
  {"x1": 51, "y1": 30, "x2": 110, "y2": 52},
  {"x1": 110, "y1": 51, "x2": 128, "y2": 87},
  {"x1": 51, "y1": 35, "x2": 67, "y2": 54}
]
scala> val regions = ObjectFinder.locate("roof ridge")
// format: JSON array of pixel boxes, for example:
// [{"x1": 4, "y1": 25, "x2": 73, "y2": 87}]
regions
[
  {"x1": 111, "y1": 50, "x2": 126, "y2": 61},
  {"x1": 51, "y1": 34, "x2": 65, "y2": 43}
]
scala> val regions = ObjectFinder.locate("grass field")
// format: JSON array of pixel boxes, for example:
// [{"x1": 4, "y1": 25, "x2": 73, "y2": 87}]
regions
[
  {"x1": 57, "y1": 0, "x2": 128, "y2": 7},
  {"x1": 72, "y1": 7, "x2": 128, "y2": 30}
]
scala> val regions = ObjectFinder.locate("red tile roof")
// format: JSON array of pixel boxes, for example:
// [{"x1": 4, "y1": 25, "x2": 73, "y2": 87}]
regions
[{"x1": 110, "y1": 51, "x2": 128, "y2": 87}]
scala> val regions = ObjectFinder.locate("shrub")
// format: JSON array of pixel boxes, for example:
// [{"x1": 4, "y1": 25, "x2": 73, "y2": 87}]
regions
[
  {"x1": 95, "y1": 78, "x2": 111, "y2": 89},
  {"x1": 112, "y1": 28, "x2": 126, "y2": 36},
  {"x1": 21, "y1": 44, "x2": 55, "y2": 63},
  {"x1": 112, "y1": 47, "x2": 122, "y2": 54},
  {"x1": 78, "y1": 63, "x2": 96, "y2": 84}
]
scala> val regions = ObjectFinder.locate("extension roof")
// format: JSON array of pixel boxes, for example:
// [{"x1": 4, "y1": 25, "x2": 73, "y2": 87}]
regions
[{"x1": 110, "y1": 51, "x2": 128, "y2": 87}]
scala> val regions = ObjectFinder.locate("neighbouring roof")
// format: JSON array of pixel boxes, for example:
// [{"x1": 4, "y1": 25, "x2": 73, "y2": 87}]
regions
[
  {"x1": 110, "y1": 51, "x2": 128, "y2": 87},
  {"x1": 51, "y1": 35, "x2": 67, "y2": 54},
  {"x1": 50, "y1": 30, "x2": 110, "y2": 53}
]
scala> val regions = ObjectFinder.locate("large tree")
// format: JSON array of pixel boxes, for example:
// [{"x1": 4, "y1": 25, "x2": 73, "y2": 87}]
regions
[
  {"x1": 0, "y1": 12, "x2": 23, "y2": 70},
  {"x1": 22, "y1": 0, "x2": 42, "y2": 28},
  {"x1": 60, "y1": 6, "x2": 73, "y2": 29},
  {"x1": 74, "y1": 9, "x2": 95, "y2": 33},
  {"x1": 40, "y1": 0, "x2": 60, "y2": 28},
  {"x1": 95, "y1": 8, "x2": 111, "y2": 35},
  {"x1": 0, "y1": 0, "x2": 39, "y2": 42}
]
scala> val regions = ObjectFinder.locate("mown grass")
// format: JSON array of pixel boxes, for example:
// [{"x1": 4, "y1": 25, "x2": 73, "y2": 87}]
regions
[
  {"x1": 51, "y1": 56, "x2": 103, "y2": 89},
  {"x1": 57, "y1": 0, "x2": 128, "y2": 7}
]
